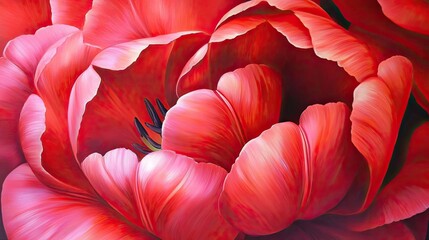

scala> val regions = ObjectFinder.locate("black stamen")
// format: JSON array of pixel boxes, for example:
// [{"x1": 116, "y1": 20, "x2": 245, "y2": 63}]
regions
[
  {"x1": 132, "y1": 143, "x2": 152, "y2": 155},
  {"x1": 156, "y1": 99, "x2": 168, "y2": 117},
  {"x1": 144, "y1": 98, "x2": 162, "y2": 128},
  {"x1": 134, "y1": 117, "x2": 149, "y2": 137},
  {"x1": 145, "y1": 122, "x2": 162, "y2": 134},
  {"x1": 134, "y1": 117, "x2": 161, "y2": 149}
]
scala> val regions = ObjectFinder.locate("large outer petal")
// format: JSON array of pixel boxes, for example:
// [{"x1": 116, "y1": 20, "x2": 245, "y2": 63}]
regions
[
  {"x1": 28, "y1": 31, "x2": 100, "y2": 189},
  {"x1": 0, "y1": 0, "x2": 51, "y2": 53},
  {"x1": 19, "y1": 95, "x2": 93, "y2": 195},
  {"x1": 162, "y1": 64, "x2": 282, "y2": 170},
  {"x1": 0, "y1": 58, "x2": 30, "y2": 188},
  {"x1": 70, "y1": 32, "x2": 208, "y2": 161},
  {"x1": 50, "y1": 0, "x2": 93, "y2": 28},
  {"x1": 220, "y1": 103, "x2": 360, "y2": 235},
  {"x1": 0, "y1": 58, "x2": 31, "y2": 239},
  {"x1": 83, "y1": 0, "x2": 244, "y2": 48},
  {"x1": 178, "y1": 0, "x2": 371, "y2": 121},
  {"x1": 135, "y1": 150, "x2": 237, "y2": 239},
  {"x1": 340, "y1": 56, "x2": 412, "y2": 212},
  {"x1": 3, "y1": 25, "x2": 78, "y2": 81},
  {"x1": 335, "y1": 122, "x2": 429, "y2": 231},
  {"x1": 1, "y1": 164, "x2": 155, "y2": 239}
]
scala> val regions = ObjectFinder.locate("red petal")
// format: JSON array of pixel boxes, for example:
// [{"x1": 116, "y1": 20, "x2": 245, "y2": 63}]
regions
[
  {"x1": 0, "y1": 58, "x2": 31, "y2": 238},
  {"x1": 0, "y1": 59, "x2": 30, "y2": 188},
  {"x1": 336, "y1": 122, "x2": 429, "y2": 231},
  {"x1": 380, "y1": 0, "x2": 429, "y2": 35},
  {"x1": 292, "y1": 10, "x2": 376, "y2": 82},
  {"x1": 81, "y1": 148, "x2": 141, "y2": 226},
  {"x1": 298, "y1": 103, "x2": 361, "y2": 219},
  {"x1": 216, "y1": 64, "x2": 282, "y2": 142},
  {"x1": 162, "y1": 89, "x2": 244, "y2": 170},
  {"x1": 220, "y1": 103, "x2": 359, "y2": 235},
  {"x1": 178, "y1": 1, "x2": 362, "y2": 121},
  {"x1": 163, "y1": 64, "x2": 282, "y2": 170},
  {"x1": 1, "y1": 164, "x2": 155, "y2": 239},
  {"x1": 28, "y1": 31, "x2": 99, "y2": 191},
  {"x1": 83, "y1": 0, "x2": 243, "y2": 48},
  {"x1": 333, "y1": 0, "x2": 429, "y2": 56},
  {"x1": 220, "y1": 122, "x2": 304, "y2": 235},
  {"x1": 0, "y1": 0, "x2": 51, "y2": 53},
  {"x1": 19, "y1": 94, "x2": 93, "y2": 195},
  {"x1": 50, "y1": 0, "x2": 93, "y2": 28},
  {"x1": 72, "y1": 33, "x2": 208, "y2": 161},
  {"x1": 345, "y1": 56, "x2": 412, "y2": 212},
  {"x1": 135, "y1": 150, "x2": 237, "y2": 239},
  {"x1": 3, "y1": 25, "x2": 78, "y2": 82}
]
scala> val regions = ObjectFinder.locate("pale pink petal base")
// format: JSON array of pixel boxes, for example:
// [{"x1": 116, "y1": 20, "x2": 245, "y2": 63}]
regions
[{"x1": 1, "y1": 164, "x2": 155, "y2": 239}]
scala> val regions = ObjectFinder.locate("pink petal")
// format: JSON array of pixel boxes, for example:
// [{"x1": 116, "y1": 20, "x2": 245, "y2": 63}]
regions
[
  {"x1": 220, "y1": 122, "x2": 304, "y2": 235},
  {"x1": 83, "y1": 0, "x2": 243, "y2": 48},
  {"x1": 336, "y1": 122, "x2": 429, "y2": 231},
  {"x1": 220, "y1": 102, "x2": 359, "y2": 235},
  {"x1": 135, "y1": 150, "x2": 237, "y2": 239},
  {"x1": 50, "y1": 0, "x2": 93, "y2": 28},
  {"x1": 71, "y1": 33, "x2": 208, "y2": 161},
  {"x1": 344, "y1": 56, "x2": 412, "y2": 212},
  {"x1": 0, "y1": 58, "x2": 31, "y2": 238},
  {"x1": 26, "y1": 31, "x2": 99, "y2": 191},
  {"x1": 0, "y1": 58, "x2": 30, "y2": 188},
  {"x1": 3, "y1": 25, "x2": 78, "y2": 81},
  {"x1": 0, "y1": 0, "x2": 51, "y2": 53},
  {"x1": 163, "y1": 64, "x2": 282, "y2": 170},
  {"x1": 81, "y1": 148, "x2": 141, "y2": 226},
  {"x1": 1, "y1": 164, "x2": 155, "y2": 239},
  {"x1": 19, "y1": 94, "x2": 93, "y2": 195}
]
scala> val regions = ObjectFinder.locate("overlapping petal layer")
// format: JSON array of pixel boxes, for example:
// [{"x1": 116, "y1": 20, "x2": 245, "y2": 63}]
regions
[
  {"x1": 0, "y1": 59, "x2": 30, "y2": 188},
  {"x1": 162, "y1": 64, "x2": 282, "y2": 170},
  {"x1": 341, "y1": 56, "x2": 412, "y2": 212},
  {"x1": 330, "y1": 0, "x2": 429, "y2": 113},
  {"x1": 0, "y1": 0, "x2": 51, "y2": 53},
  {"x1": 332, "y1": 122, "x2": 429, "y2": 231},
  {"x1": 50, "y1": 0, "x2": 93, "y2": 28},
  {"x1": 178, "y1": 0, "x2": 372, "y2": 121},
  {"x1": 220, "y1": 102, "x2": 360, "y2": 235},
  {"x1": 1, "y1": 164, "x2": 155, "y2": 239},
  {"x1": 83, "y1": 0, "x2": 244, "y2": 48},
  {"x1": 4, "y1": 25, "x2": 78, "y2": 82},
  {"x1": 69, "y1": 32, "x2": 208, "y2": 161},
  {"x1": 135, "y1": 150, "x2": 237, "y2": 239}
]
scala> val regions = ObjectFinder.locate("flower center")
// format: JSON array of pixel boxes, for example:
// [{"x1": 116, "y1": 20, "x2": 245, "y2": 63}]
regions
[{"x1": 133, "y1": 98, "x2": 168, "y2": 154}]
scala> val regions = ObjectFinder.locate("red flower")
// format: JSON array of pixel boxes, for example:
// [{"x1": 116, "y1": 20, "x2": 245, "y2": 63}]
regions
[{"x1": 1, "y1": 0, "x2": 428, "y2": 239}]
